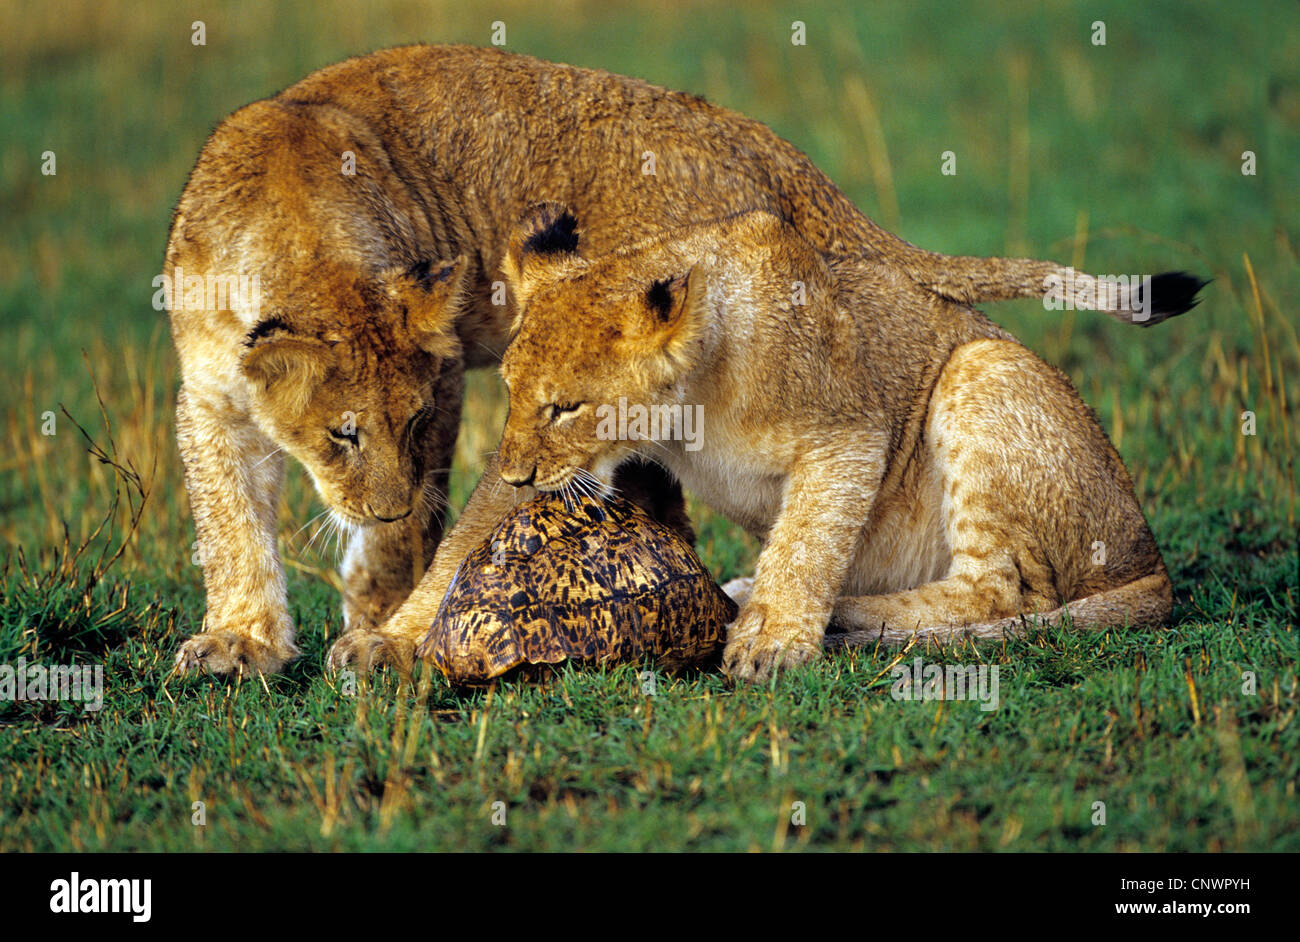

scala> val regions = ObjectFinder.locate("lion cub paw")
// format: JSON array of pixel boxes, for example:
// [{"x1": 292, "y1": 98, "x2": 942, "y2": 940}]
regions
[
  {"x1": 721, "y1": 602, "x2": 822, "y2": 682},
  {"x1": 326, "y1": 629, "x2": 414, "y2": 675},
  {"x1": 173, "y1": 630, "x2": 298, "y2": 678}
]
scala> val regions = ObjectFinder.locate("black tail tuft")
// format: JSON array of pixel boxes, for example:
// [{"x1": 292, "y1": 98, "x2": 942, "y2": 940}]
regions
[{"x1": 1137, "y1": 271, "x2": 1210, "y2": 325}]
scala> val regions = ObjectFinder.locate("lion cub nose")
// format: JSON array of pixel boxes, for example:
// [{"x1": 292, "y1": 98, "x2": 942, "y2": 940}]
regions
[
  {"x1": 368, "y1": 504, "x2": 412, "y2": 523},
  {"x1": 501, "y1": 466, "x2": 537, "y2": 488}
]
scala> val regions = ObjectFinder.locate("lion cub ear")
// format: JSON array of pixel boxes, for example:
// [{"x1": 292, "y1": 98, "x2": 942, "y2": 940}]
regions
[
  {"x1": 502, "y1": 203, "x2": 585, "y2": 308},
  {"x1": 636, "y1": 265, "x2": 710, "y2": 376},
  {"x1": 385, "y1": 255, "x2": 468, "y2": 358},
  {"x1": 241, "y1": 322, "x2": 335, "y2": 415}
]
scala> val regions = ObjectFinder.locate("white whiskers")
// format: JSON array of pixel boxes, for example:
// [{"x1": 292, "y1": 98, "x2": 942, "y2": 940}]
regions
[
  {"x1": 291, "y1": 508, "x2": 331, "y2": 546},
  {"x1": 573, "y1": 467, "x2": 613, "y2": 500},
  {"x1": 301, "y1": 509, "x2": 358, "y2": 562},
  {"x1": 251, "y1": 447, "x2": 284, "y2": 471}
]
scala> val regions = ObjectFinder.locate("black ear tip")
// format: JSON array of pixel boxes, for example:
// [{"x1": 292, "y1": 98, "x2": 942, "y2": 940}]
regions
[
  {"x1": 646, "y1": 277, "x2": 675, "y2": 320},
  {"x1": 244, "y1": 316, "x2": 292, "y2": 347},
  {"x1": 407, "y1": 258, "x2": 432, "y2": 282},
  {"x1": 520, "y1": 203, "x2": 580, "y2": 257}
]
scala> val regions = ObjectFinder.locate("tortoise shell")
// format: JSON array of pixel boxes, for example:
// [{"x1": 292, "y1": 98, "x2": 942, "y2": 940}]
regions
[{"x1": 419, "y1": 492, "x2": 737, "y2": 684}]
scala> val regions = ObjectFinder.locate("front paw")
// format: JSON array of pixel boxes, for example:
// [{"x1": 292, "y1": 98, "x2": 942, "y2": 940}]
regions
[
  {"x1": 173, "y1": 630, "x2": 298, "y2": 677},
  {"x1": 721, "y1": 602, "x2": 823, "y2": 682},
  {"x1": 326, "y1": 629, "x2": 415, "y2": 675}
]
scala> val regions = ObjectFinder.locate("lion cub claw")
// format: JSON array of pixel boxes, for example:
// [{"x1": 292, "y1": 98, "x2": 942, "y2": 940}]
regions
[
  {"x1": 325, "y1": 630, "x2": 414, "y2": 675},
  {"x1": 173, "y1": 631, "x2": 298, "y2": 678},
  {"x1": 722, "y1": 604, "x2": 822, "y2": 683}
]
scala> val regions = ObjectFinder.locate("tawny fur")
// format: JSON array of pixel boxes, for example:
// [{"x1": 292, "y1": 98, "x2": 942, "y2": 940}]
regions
[
  {"x1": 166, "y1": 45, "x2": 1174, "y2": 676},
  {"x1": 387, "y1": 210, "x2": 1178, "y2": 683}
]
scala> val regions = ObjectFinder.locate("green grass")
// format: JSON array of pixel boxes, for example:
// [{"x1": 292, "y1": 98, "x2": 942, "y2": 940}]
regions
[{"x1": 1, "y1": 0, "x2": 1297, "y2": 851}]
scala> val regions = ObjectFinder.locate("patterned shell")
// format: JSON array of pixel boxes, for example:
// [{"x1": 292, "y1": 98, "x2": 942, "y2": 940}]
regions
[{"x1": 420, "y1": 493, "x2": 737, "y2": 684}]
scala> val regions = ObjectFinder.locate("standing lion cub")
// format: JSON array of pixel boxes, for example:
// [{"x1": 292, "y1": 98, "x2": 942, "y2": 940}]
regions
[{"x1": 394, "y1": 206, "x2": 1203, "y2": 681}]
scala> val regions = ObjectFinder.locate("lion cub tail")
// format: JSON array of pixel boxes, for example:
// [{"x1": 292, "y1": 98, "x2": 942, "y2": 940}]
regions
[{"x1": 893, "y1": 249, "x2": 1208, "y2": 326}]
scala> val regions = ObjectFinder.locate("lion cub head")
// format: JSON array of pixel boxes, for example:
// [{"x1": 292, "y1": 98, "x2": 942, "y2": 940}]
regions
[
  {"x1": 240, "y1": 254, "x2": 468, "y2": 526},
  {"x1": 497, "y1": 204, "x2": 717, "y2": 494}
]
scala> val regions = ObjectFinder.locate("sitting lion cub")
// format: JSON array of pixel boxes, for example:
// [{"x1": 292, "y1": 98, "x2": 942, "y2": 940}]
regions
[{"x1": 409, "y1": 205, "x2": 1202, "y2": 681}]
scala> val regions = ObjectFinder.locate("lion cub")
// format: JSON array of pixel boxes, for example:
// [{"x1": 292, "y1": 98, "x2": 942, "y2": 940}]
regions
[{"x1": 464, "y1": 206, "x2": 1201, "y2": 681}]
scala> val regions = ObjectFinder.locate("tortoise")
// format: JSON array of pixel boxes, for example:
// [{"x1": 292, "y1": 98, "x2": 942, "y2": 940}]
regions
[{"x1": 416, "y1": 492, "x2": 737, "y2": 684}]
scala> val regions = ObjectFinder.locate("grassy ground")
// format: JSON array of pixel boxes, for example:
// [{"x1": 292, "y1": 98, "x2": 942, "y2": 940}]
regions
[{"x1": 1, "y1": 0, "x2": 1297, "y2": 851}]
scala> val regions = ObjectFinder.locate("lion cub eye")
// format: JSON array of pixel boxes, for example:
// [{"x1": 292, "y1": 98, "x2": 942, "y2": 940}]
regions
[
  {"x1": 407, "y1": 406, "x2": 433, "y2": 439},
  {"x1": 328, "y1": 427, "x2": 359, "y2": 447},
  {"x1": 549, "y1": 402, "x2": 582, "y2": 422}
]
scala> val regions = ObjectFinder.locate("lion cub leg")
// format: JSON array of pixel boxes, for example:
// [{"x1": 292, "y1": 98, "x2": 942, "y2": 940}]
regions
[
  {"x1": 330, "y1": 493, "x2": 446, "y2": 674},
  {"x1": 832, "y1": 545, "x2": 1032, "y2": 643},
  {"x1": 173, "y1": 386, "x2": 299, "y2": 676},
  {"x1": 833, "y1": 338, "x2": 1169, "y2": 643},
  {"x1": 339, "y1": 497, "x2": 444, "y2": 633},
  {"x1": 722, "y1": 444, "x2": 886, "y2": 681}
]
